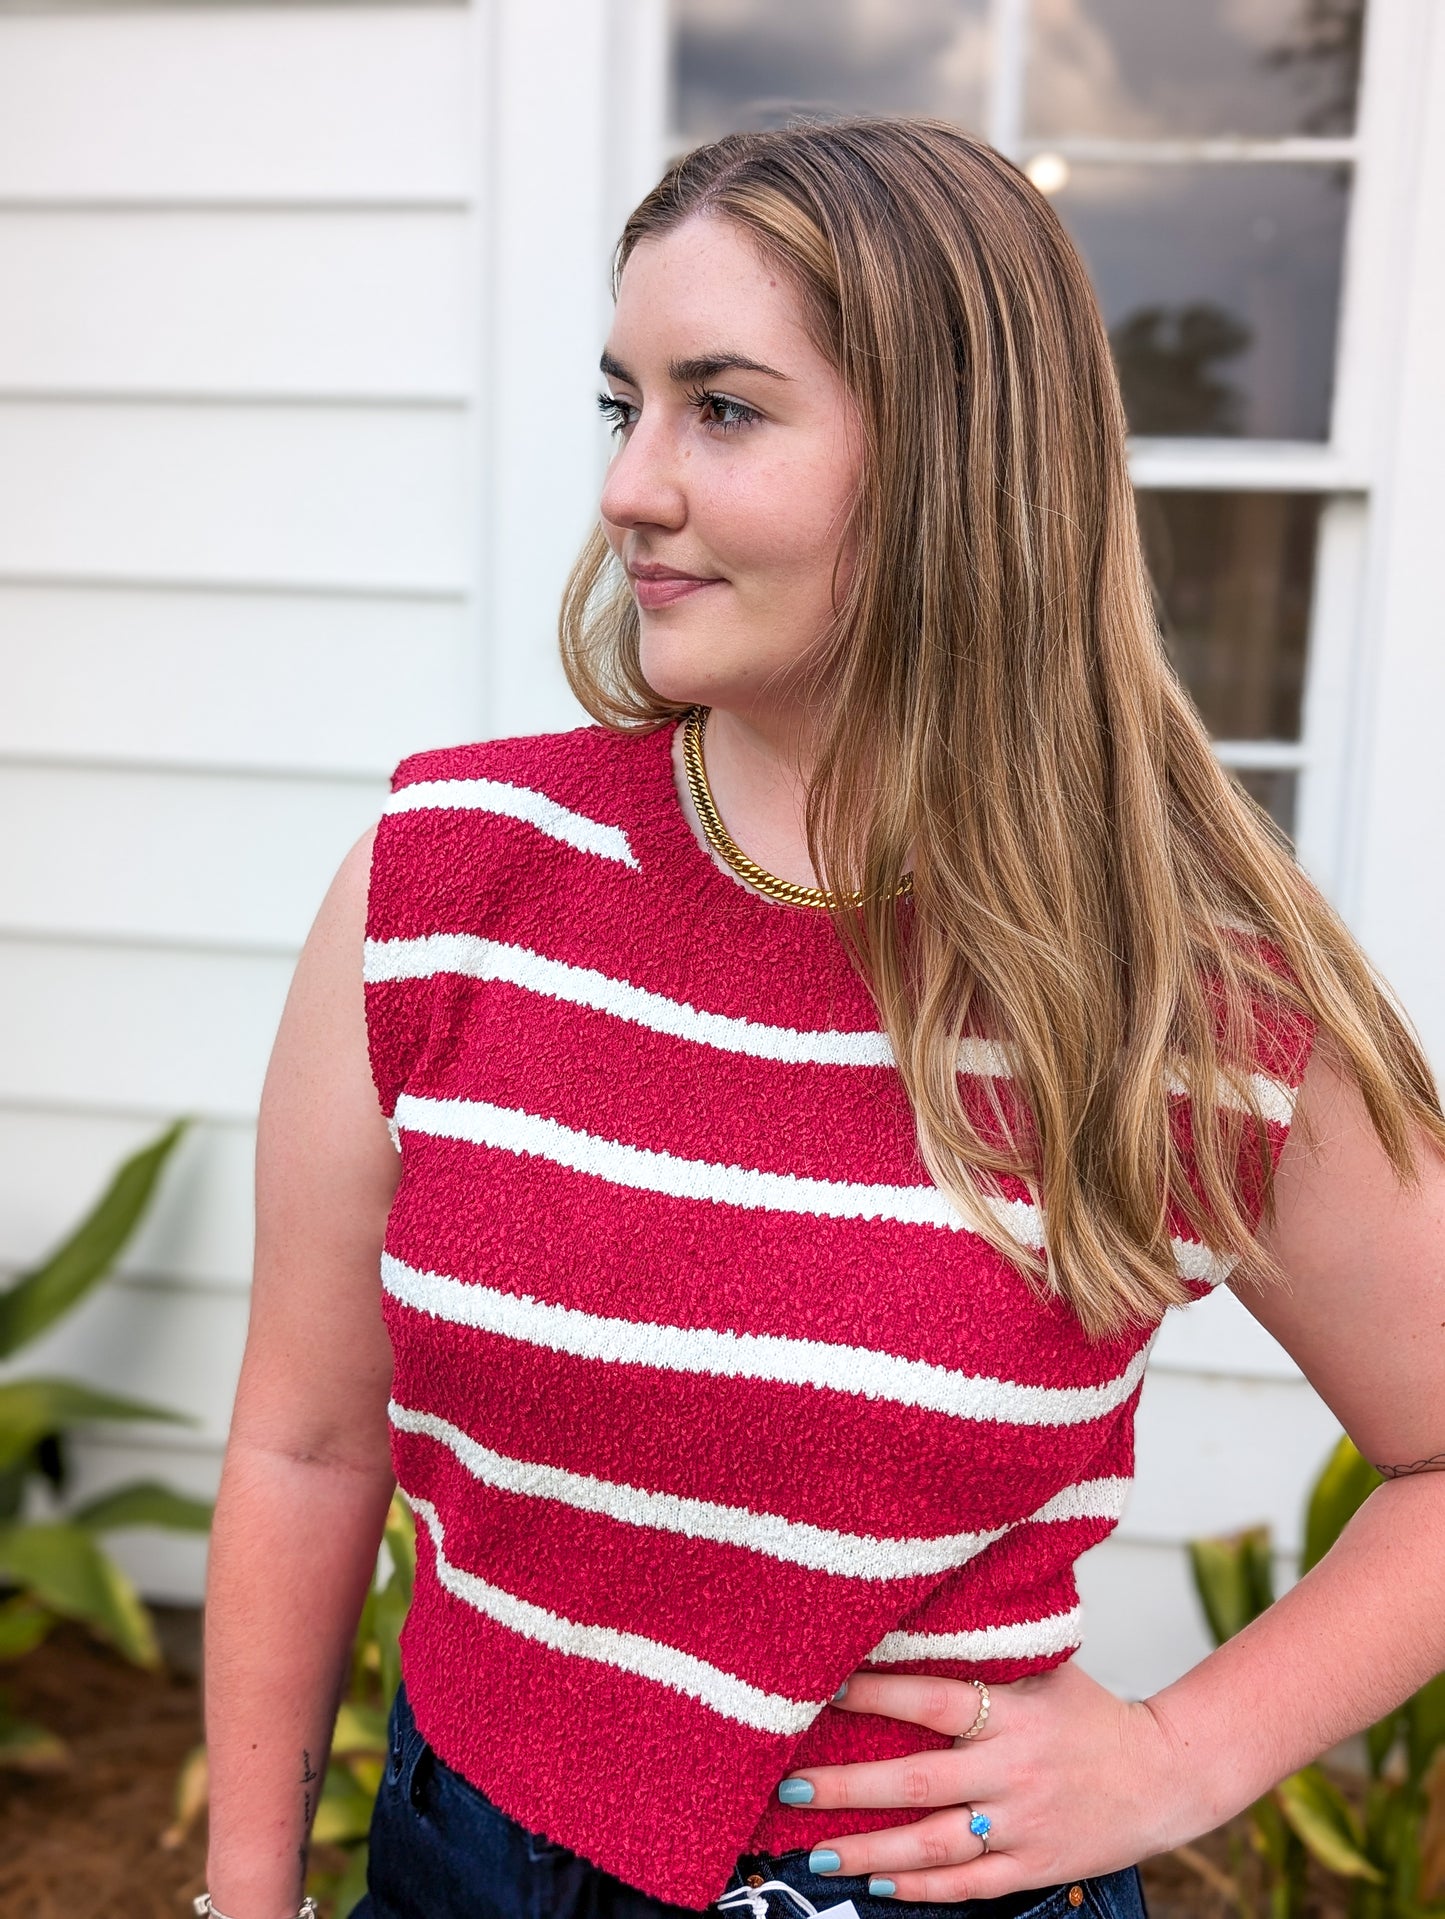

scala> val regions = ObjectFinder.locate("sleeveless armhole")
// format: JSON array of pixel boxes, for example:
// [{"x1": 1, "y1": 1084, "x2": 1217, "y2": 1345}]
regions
[{"x1": 362, "y1": 751, "x2": 441, "y2": 1147}]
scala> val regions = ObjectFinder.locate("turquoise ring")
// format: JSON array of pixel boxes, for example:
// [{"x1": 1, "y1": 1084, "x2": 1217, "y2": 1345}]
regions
[{"x1": 969, "y1": 1810, "x2": 992, "y2": 1852}]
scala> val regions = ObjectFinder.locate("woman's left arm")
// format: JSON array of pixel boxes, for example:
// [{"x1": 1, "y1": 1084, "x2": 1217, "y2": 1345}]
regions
[
  {"x1": 1140, "y1": 1037, "x2": 1445, "y2": 1817},
  {"x1": 783, "y1": 1044, "x2": 1445, "y2": 1901}
]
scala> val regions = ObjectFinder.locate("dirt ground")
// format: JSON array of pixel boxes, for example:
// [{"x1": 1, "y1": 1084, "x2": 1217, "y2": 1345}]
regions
[{"x1": 0, "y1": 1619, "x2": 1350, "y2": 1919}]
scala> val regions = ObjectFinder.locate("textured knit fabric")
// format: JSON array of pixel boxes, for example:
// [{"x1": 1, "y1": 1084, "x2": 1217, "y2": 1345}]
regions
[{"x1": 363, "y1": 721, "x2": 1314, "y2": 1911}]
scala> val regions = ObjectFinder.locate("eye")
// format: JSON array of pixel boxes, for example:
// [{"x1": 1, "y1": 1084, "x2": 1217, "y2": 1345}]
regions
[
  {"x1": 688, "y1": 389, "x2": 759, "y2": 433},
  {"x1": 596, "y1": 390, "x2": 637, "y2": 435}
]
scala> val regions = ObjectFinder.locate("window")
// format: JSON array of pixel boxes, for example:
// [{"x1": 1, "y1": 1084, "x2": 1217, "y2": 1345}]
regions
[{"x1": 666, "y1": 0, "x2": 1377, "y2": 881}]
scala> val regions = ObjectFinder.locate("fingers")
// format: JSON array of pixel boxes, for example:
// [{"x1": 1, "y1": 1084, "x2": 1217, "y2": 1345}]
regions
[
  {"x1": 865, "y1": 1852, "x2": 1026, "y2": 1905},
  {"x1": 805, "y1": 1805, "x2": 986, "y2": 1878},
  {"x1": 781, "y1": 1747, "x2": 995, "y2": 1812},
  {"x1": 832, "y1": 1671, "x2": 1003, "y2": 1741},
  {"x1": 802, "y1": 1809, "x2": 1031, "y2": 1905}
]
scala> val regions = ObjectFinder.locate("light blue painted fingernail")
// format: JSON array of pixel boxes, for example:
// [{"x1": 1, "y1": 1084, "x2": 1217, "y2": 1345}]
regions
[
  {"x1": 809, "y1": 1849, "x2": 842, "y2": 1874},
  {"x1": 869, "y1": 1879, "x2": 897, "y2": 1898},
  {"x1": 832, "y1": 1680, "x2": 849, "y2": 1702},
  {"x1": 778, "y1": 1777, "x2": 815, "y2": 1805}
]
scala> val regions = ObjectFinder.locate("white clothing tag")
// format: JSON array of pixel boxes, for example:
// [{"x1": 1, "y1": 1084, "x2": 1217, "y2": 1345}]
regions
[{"x1": 814, "y1": 1904, "x2": 861, "y2": 1918}]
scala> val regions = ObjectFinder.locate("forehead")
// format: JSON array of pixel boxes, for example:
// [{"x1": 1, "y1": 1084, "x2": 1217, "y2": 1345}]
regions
[{"x1": 608, "y1": 216, "x2": 815, "y2": 362}]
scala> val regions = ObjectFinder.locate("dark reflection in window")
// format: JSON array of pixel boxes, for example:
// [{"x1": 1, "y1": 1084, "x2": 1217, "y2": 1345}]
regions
[
  {"x1": 1136, "y1": 490, "x2": 1321, "y2": 742},
  {"x1": 1051, "y1": 165, "x2": 1347, "y2": 439},
  {"x1": 1233, "y1": 767, "x2": 1297, "y2": 841},
  {"x1": 671, "y1": 0, "x2": 988, "y2": 143},
  {"x1": 1026, "y1": 0, "x2": 1365, "y2": 140}
]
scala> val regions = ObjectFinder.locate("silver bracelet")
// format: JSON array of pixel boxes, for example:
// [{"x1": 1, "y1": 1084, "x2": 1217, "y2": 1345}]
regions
[{"x1": 192, "y1": 1898, "x2": 319, "y2": 1919}]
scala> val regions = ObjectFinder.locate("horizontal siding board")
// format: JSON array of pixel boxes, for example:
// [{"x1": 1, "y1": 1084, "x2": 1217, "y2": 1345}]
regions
[
  {"x1": 0, "y1": 7, "x2": 474, "y2": 202},
  {"x1": 1126, "y1": 1367, "x2": 1340, "y2": 1554},
  {"x1": 0, "y1": 209, "x2": 473, "y2": 396},
  {"x1": 0, "y1": 402, "x2": 471, "y2": 590},
  {"x1": 0, "y1": 939, "x2": 294, "y2": 1118},
  {"x1": 0, "y1": 585, "x2": 474, "y2": 774},
  {"x1": 0, "y1": 1110, "x2": 255, "y2": 1288},
  {"x1": 0, "y1": 765, "x2": 385, "y2": 949}
]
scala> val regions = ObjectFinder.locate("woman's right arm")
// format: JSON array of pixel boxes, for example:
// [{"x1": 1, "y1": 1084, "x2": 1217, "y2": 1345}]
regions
[{"x1": 202, "y1": 827, "x2": 402, "y2": 1919}]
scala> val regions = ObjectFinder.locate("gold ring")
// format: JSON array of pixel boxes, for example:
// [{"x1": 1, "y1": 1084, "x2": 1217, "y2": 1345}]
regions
[{"x1": 955, "y1": 1679, "x2": 990, "y2": 1742}]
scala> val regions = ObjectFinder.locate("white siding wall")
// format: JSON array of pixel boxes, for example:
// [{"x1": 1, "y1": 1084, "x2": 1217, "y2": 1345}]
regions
[
  {"x1": 0, "y1": 0, "x2": 648, "y2": 1600},
  {"x1": 1, "y1": 0, "x2": 1441, "y2": 1714},
  {"x1": 0, "y1": 3, "x2": 482, "y2": 1601}
]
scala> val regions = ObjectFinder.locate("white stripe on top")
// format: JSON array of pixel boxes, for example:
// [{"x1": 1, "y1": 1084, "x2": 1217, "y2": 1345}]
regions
[
  {"x1": 365, "y1": 934, "x2": 895, "y2": 1066},
  {"x1": 389, "y1": 1399, "x2": 1132, "y2": 1581},
  {"x1": 869, "y1": 1604, "x2": 1084, "y2": 1665},
  {"x1": 408, "y1": 1495, "x2": 818, "y2": 1736},
  {"x1": 366, "y1": 933, "x2": 1295, "y2": 1125},
  {"x1": 381, "y1": 1253, "x2": 1154, "y2": 1427},
  {"x1": 384, "y1": 779, "x2": 639, "y2": 870},
  {"x1": 390, "y1": 1092, "x2": 1237, "y2": 1288}
]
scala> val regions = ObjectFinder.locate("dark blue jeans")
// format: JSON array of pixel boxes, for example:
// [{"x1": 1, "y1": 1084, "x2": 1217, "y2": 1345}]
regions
[{"x1": 353, "y1": 1683, "x2": 1149, "y2": 1919}]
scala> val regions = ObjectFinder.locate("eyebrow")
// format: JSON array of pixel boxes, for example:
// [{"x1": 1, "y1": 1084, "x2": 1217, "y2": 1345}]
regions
[{"x1": 599, "y1": 349, "x2": 791, "y2": 386}]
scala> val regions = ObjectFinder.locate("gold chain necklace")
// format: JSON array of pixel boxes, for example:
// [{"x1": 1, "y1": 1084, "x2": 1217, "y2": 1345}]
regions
[{"x1": 680, "y1": 706, "x2": 912, "y2": 911}]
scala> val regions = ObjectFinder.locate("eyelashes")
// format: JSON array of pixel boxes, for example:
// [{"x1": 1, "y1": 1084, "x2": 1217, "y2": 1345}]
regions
[
  {"x1": 595, "y1": 391, "x2": 636, "y2": 434},
  {"x1": 595, "y1": 388, "x2": 760, "y2": 436}
]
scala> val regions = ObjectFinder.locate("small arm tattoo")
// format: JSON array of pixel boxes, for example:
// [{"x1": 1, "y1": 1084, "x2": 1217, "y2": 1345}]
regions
[
  {"x1": 300, "y1": 1747, "x2": 320, "y2": 1873},
  {"x1": 1375, "y1": 1452, "x2": 1445, "y2": 1478}
]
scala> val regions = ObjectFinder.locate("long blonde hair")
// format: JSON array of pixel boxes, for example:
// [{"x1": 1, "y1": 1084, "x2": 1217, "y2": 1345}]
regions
[{"x1": 561, "y1": 117, "x2": 1444, "y2": 1336}]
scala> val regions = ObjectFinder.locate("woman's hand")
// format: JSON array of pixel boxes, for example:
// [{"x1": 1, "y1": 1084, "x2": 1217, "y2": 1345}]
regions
[{"x1": 776, "y1": 1663, "x2": 1189, "y2": 1903}]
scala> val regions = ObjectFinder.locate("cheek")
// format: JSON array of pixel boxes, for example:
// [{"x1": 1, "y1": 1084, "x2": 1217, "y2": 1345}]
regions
[{"x1": 707, "y1": 456, "x2": 856, "y2": 585}]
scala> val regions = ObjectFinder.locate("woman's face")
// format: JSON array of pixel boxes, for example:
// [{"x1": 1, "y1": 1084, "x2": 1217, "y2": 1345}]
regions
[{"x1": 599, "y1": 215, "x2": 863, "y2": 725}]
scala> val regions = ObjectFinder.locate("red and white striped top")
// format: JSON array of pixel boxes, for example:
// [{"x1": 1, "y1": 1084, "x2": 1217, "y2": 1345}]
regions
[{"x1": 363, "y1": 722, "x2": 1312, "y2": 1911}]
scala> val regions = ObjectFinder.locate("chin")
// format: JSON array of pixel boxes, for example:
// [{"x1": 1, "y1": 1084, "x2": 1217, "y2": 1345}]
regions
[{"x1": 636, "y1": 627, "x2": 746, "y2": 711}]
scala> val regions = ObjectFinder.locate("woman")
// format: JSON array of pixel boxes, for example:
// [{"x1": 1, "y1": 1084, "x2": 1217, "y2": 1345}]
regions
[{"x1": 198, "y1": 120, "x2": 1445, "y2": 1919}]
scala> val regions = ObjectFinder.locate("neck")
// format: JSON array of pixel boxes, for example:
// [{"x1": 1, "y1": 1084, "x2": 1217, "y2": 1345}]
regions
[{"x1": 673, "y1": 701, "x2": 823, "y2": 896}]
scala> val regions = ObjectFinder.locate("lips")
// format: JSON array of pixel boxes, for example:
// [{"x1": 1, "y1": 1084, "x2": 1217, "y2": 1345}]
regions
[{"x1": 629, "y1": 564, "x2": 723, "y2": 611}]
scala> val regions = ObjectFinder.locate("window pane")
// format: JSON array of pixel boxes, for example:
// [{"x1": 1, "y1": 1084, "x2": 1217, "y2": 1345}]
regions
[
  {"x1": 671, "y1": 0, "x2": 989, "y2": 144},
  {"x1": 1136, "y1": 490, "x2": 1321, "y2": 741},
  {"x1": 1233, "y1": 767, "x2": 1297, "y2": 840},
  {"x1": 1025, "y1": 0, "x2": 1365, "y2": 140},
  {"x1": 1049, "y1": 163, "x2": 1346, "y2": 439}
]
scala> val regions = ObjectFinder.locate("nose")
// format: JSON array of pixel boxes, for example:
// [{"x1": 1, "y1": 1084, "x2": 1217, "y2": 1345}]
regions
[{"x1": 599, "y1": 411, "x2": 687, "y2": 535}]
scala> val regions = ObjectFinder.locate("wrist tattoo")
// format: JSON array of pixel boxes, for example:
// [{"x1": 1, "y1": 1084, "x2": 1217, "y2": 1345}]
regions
[{"x1": 1376, "y1": 1451, "x2": 1445, "y2": 1479}]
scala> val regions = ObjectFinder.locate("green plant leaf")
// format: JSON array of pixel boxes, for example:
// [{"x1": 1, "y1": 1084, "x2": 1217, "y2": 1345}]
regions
[
  {"x1": 1250, "y1": 1789, "x2": 1294, "y2": 1868},
  {"x1": 0, "y1": 1594, "x2": 54, "y2": 1661},
  {"x1": 331, "y1": 1842, "x2": 371, "y2": 1919},
  {"x1": 374, "y1": 1581, "x2": 408, "y2": 1708},
  {"x1": 0, "y1": 1122, "x2": 187, "y2": 1360},
  {"x1": 0, "y1": 1522, "x2": 159, "y2": 1667},
  {"x1": 1419, "y1": 1748, "x2": 1445, "y2": 1903},
  {"x1": 1406, "y1": 1671, "x2": 1445, "y2": 1790},
  {"x1": 0, "y1": 1378, "x2": 190, "y2": 1473},
  {"x1": 0, "y1": 1458, "x2": 27, "y2": 1523},
  {"x1": 1302, "y1": 1435, "x2": 1383, "y2": 1576},
  {"x1": 1365, "y1": 1708, "x2": 1403, "y2": 1780},
  {"x1": 331, "y1": 1701, "x2": 389, "y2": 1758},
  {"x1": 1188, "y1": 1525, "x2": 1275, "y2": 1645},
  {"x1": 161, "y1": 1742, "x2": 210, "y2": 1851},
  {"x1": 0, "y1": 1707, "x2": 68, "y2": 1771},
  {"x1": 69, "y1": 1480, "x2": 213, "y2": 1534},
  {"x1": 1277, "y1": 1766, "x2": 1385, "y2": 1882},
  {"x1": 383, "y1": 1493, "x2": 416, "y2": 1596},
  {"x1": 312, "y1": 1760, "x2": 376, "y2": 1846}
]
